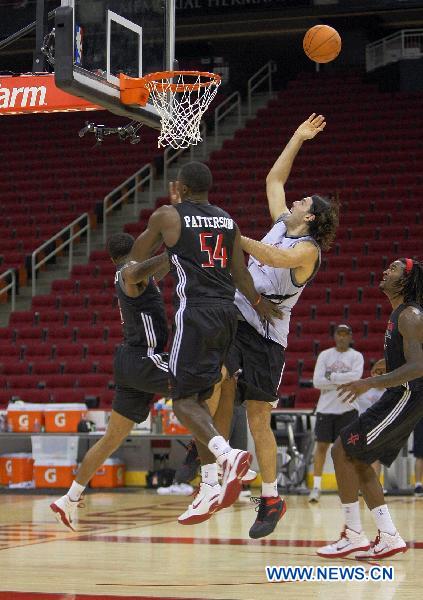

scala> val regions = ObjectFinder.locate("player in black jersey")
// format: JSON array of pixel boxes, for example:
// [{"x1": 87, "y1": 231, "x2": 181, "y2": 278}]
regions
[
  {"x1": 318, "y1": 258, "x2": 423, "y2": 560},
  {"x1": 130, "y1": 161, "x2": 279, "y2": 512},
  {"x1": 51, "y1": 233, "x2": 170, "y2": 530}
]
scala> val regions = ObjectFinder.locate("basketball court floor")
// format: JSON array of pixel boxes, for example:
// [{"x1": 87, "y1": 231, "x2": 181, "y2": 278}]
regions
[{"x1": 0, "y1": 491, "x2": 422, "y2": 599}]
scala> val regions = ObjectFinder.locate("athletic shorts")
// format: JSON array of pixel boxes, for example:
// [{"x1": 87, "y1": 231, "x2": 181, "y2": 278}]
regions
[
  {"x1": 225, "y1": 319, "x2": 285, "y2": 407},
  {"x1": 315, "y1": 410, "x2": 358, "y2": 444},
  {"x1": 340, "y1": 381, "x2": 423, "y2": 467},
  {"x1": 169, "y1": 302, "x2": 237, "y2": 401},
  {"x1": 413, "y1": 416, "x2": 423, "y2": 458},
  {"x1": 113, "y1": 344, "x2": 169, "y2": 423}
]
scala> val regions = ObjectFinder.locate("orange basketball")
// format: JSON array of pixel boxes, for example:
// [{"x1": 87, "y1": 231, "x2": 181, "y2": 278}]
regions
[{"x1": 303, "y1": 25, "x2": 342, "y2": 64}]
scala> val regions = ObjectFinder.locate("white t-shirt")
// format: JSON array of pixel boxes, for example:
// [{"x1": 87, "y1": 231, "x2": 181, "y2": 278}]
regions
[
  {"x1": 356, "y1": 387, "x2": 385, "y2": 415},
  {"x1": 313, "y1": 347, "x2": 364, "y2": 414}
]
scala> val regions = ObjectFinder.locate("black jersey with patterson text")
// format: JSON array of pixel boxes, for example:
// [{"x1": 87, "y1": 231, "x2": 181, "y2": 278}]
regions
[
  {"x1": 384, "y1": 301, "x2": 423, "y2": 383},
  {"x1": 114, "y1": 266, "x2": 168, "y2": 351},
  {"x1": 167, "y1": 201, "x2": 237, "y2": 305}
]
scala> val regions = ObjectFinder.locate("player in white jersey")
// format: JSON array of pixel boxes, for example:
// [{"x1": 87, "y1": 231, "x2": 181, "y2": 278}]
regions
[
  {"x1": 182, "y1": 114, "x2": 339, "y2": 537},
  {"x1": 231, "y1": 115, "x2": 338, "y2": 538}
]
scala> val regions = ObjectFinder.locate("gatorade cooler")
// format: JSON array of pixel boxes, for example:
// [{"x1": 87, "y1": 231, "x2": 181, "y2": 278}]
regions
[
  {"x1": 0, "y1": 454, "x2": 13, "y2": 485},
  {"x1": 33, "y1": 460, "x2": 77, "y2": 488},
  {"x1": 9, "y1": 453, "x2": 34, "y2": 484},
  {"x1": 90, "y1": 458, "x2": 125, "y2": 488},
  {"x1": 44, "y1": 403, "x2": 87, "y2": 433},
  {"x1": 161, "y1": 409, "x2": 190, "y2": 435},
  {"x1": 7, "y1": 403, "x2": 44, "y2": 432}
]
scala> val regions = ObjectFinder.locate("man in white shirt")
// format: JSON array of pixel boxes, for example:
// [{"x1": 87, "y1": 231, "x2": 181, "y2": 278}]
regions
[{"x1": 309, "y1": 324, "x2": 364, "y2": 502}]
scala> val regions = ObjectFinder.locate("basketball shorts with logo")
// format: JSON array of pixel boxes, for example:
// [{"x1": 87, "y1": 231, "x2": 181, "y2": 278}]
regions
[
  {"x1": 315, "y1": 410, "x2": 358, "y2": 444},
  {"x1": 340, "y1": 381, "x2": 423, "y2": 467},
  {"x1": 169, "y1": 302, "x2": 238, "y2": 401},
  {"x1": 113, "y1": 344, "x2": 169, "y2": 423},
  {"x1": 225, "y1": 319, "x2": 285, "y2": 407}
]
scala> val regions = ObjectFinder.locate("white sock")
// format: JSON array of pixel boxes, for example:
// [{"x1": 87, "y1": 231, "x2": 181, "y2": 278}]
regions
[
  {"x1": 208, "y1": 436, "x2": 231, "y2": 463},
  {"x1": 201, "y1": 463, "x2": 218, "y2": 486},
  {"x1": 68, "y1": 481, "x2": 85, "y2": 502},
  {"x1": 313, "y1": 476, "x2": 322, "y2": 490},
  {"x1": 371, "y1": 504, "x2": 396, "y2": 536},
  {"x1": 262, "y1": 479, "x2": 278, "y2": 498},
  {"x1": 342, "y1": 501, "x2": 362, "y2": 533}
]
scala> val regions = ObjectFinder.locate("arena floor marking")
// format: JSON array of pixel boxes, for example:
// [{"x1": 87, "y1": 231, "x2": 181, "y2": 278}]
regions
[
  {"x1": 0, "y1": 594, "x2": 202, "y2": 600},
  {"x1": 69, "y1": 533, "x2": 423, "y2": 549}
]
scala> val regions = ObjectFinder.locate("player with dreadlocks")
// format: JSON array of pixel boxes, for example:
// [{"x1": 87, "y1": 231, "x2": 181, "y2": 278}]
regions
[{"x1": 317, "y1": 257, "x2": 423, "y2": 560}]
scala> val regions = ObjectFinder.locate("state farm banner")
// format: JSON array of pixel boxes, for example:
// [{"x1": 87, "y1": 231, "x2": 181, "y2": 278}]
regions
[{"x1": 0, "y1": 74, "x2": 99, "y2": 115}]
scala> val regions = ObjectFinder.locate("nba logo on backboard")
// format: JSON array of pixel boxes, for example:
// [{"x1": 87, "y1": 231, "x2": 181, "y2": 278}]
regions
[{"x1": 75, "y1": 25, "x2": 83, "y2": 64}]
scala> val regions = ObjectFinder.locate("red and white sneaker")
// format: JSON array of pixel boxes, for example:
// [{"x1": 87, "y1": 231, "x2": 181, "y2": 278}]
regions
[
  {"x1": 178, "y1": 483, "x2": 221, "y2": 525},
  {"x1": 218, "y1": 449, "x2": 252, "y2": 509},
  {"x1": 50, "y1": 494, "x2": 83, "y2": 531},
  {"x1": 355, "y1": 530, "x2": 407, "y2": 559},
  {"x1": 317, "y1": 527, "x2": 370, "y2": 558}
]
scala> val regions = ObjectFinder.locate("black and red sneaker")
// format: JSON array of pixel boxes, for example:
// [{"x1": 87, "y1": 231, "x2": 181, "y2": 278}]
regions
[
  {"x1": 249, "y1": 496, "x2": 287, "y2": 539},
  {"x1": 175, "y1": 439, "x2": 200, "y2": 484}
]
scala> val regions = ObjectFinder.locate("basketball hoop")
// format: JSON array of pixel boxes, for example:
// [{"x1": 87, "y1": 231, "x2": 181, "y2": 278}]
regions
[{"x1": 119, "y1": 71, "x2": 221, "y2": 149}]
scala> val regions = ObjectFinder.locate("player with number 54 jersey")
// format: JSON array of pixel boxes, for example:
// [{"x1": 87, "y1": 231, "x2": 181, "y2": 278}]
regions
[{"x1": 129, "y1": 161, "x2": 280, "y2": 514}]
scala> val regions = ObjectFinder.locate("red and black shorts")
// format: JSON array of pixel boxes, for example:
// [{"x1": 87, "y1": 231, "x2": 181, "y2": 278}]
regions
[{"x1": 340, "y1": 382, "x2": 423, "y2": 467}]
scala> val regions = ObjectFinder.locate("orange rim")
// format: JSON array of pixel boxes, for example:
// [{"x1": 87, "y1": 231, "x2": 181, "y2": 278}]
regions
[{"x1": 135, "y1": 71, "x2": 221, "y2": 93}]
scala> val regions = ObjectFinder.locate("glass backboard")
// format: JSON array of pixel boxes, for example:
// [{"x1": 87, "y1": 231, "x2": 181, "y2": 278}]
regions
[{"x1": 55, "y1": 0, "x2": 175, "y2": 129}]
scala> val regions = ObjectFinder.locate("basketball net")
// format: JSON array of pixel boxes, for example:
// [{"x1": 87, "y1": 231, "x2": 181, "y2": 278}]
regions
[{"x1": 120, "y1": 71, "x2": 221, "y2": 149}]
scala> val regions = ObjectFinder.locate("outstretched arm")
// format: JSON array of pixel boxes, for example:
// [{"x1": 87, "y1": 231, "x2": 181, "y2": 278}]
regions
[
  {"x1": 266, "y1": 114, "x2": 326, "y2": 222},
  {"x1": 337, "y1": 308, "x2": 423, "y2": 402},
  {"x1": 121, "y1": 253, "x2": 170, "y2": 285},
  {"x1": 231, "y1": 227, "x2": 281, "y2": 323},
  {"x1": 241, "y1": 237, "x2": 318, "y2": 269}
]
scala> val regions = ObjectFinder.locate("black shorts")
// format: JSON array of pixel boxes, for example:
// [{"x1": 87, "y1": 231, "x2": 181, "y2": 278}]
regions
[
  {"x1": 113, "y1": 344, "x2": 169, "y2": 423},
  {"x1": 413, "y1": 416, "x2": 423, "y2": 458},
  {"x1": 315, "y1": 410, "x2": 358, "y2": 444},
  {"x1": 169, "y1": 302, "x2": 237, "y2": 401},
  {"x1": 340, "y1": 382, "x2": 423, "y2": 467},
  {"x1": 226, "y1": 320, "x2": 285, "y2": 405}
]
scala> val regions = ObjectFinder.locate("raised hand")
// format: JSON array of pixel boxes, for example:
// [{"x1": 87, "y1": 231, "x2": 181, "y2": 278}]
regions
[{"x1": 295, "y1": 113, "x2": 326, "y2": 141}]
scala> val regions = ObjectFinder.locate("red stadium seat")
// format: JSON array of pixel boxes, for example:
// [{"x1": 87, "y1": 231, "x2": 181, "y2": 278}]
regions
[
  {"x1": 0, "y1": 360, "x2": 28, "y2": 375},
  {"x1": 62, "y1": 360, "x2": 94, "y2": 375},
  {"x1": 31, "y1": 361, "x2": 62, "y2": 375},
  {"x1": 21, "y1": 343, "x2": 52, "y2": 360},
  {"x1": 78, "y1": 374, "x2": 111, "y2": 389},
  {"x1": 54, "y1": 343, "x2": 85, "y2": 360},
  {"x1": 44, "y1": 375, "x2": 76, "y2": 388},
  {"x1": 50, "y1": 389, "x2": 88, "y2": 403}
]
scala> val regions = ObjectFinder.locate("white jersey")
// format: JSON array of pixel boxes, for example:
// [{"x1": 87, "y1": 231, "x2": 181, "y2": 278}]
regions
[
  {"x1": 234, "y1": 215, "x2": 320, "y2": 348},
  {"x1": 313, "y1": 347, "x2": 365, "y2": 414}
]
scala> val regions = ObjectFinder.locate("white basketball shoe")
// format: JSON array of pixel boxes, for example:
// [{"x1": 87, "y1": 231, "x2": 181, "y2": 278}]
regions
[
  {"x1": 218, "y1": 449, "x2": 252, "y2": 509},
  {"x1": 355, "y1": 530, "x2": 407, "y2": 559},
  {"x1": 50, "y1": 494, "x2": 83, "y2": 531},
  {"x1": 178, "y1": 483, "x2": 221, "y2": 525},
  {"x1": 317, "y1": 526, "x2": 370, "y2": 558}
]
